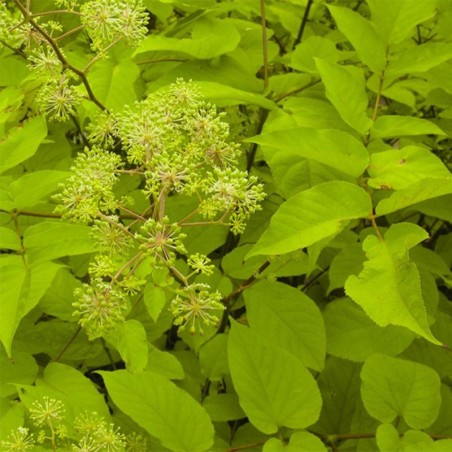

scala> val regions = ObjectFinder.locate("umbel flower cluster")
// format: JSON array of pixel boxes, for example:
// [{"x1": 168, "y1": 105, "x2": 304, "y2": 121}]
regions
[
  {"x1": 0, "y1": 396, "x2": 146, "y2": 451},
  {"x1": 55, "y1": 80, "x2": 265, "y2": 338},
  {"x1": 0, "y1": 0, "x2": 149, "y2": 121}
]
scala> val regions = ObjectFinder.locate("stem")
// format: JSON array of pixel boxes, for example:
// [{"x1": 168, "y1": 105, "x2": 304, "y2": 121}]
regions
[
  {"x1": 0, "y1": 38, "x2": 27, "y2": 58},
  {"x1": 225, "y1": 441, "x2": 267, "y2": 452},
  {"x1": 169, "y1": 265, "x2": 189, "y2": 287},
  {"x1": 177, "y1": 207, "x2": 201, "y2": 226},
  {"x1": 11, "y1": 210, "x2": 27, "y2": 267},
  {"x1": 52, "y1": 326, "x2": 82, "y2": 362},
  {"x1": 223, "y1": 260, "x2": 271, "y2": 307},
  {"x1": 293, "y1": 0, "x2": 314, "y2": 49},
  {"x1": 246, "y1": 108, "x2": 269, "y2": 172},
  {"x1": 118, "y1": 204, "x2": 147, "y2": 221},
  {"x1": 69, "y1": 113, "x2": 91, "y2": 148},
  {"x1": 30, "y1": 10, "x2": 82, "y2": 18},
  {"x1": 83, "y1": 37, "x2": 123, "y2": 73},
  {"x1": 218, "y1": 260, "x2": 270, "y2": 333},
  {"x1": 54, "y1": 24, "x2": 85, "y2": 42},
  {"x1": 98, "y1": 213, "x2": 136, "y2": 238},
  {"x1": 111, "y1": 251, "x2": 144, "y2": 282},
  {"x1": 158, "y1": 192, "x2": 166, "y2": 221},
  {"x1": 371, "y1": 47, "x2": 389, "y2": 123},
  {"x1": 259, "y1": 0, "x2": 269, "y2": 89},
  {"x1": 370, "y1": 212, "x2": 384, "y2": 241},
  {"x1": 274, "y1": 79, "x2": 320, "y2": 102},
  {"x1": 179, "y1": 220, "x2": 227, "y2": 227},
  {"x1": 137, "y1": 58, "x2": 187, "y2": 65},
  {"x1": 12, "y1": 0, "x2": 107, "y2": 111}
]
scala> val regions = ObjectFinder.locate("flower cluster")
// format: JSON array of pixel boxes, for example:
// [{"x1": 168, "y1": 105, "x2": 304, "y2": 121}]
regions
[
  {"x1": 54, "y1": 147, "x2": 122, "y2": 222},
  {"x1": 35, "y1": 75, "x2": 83, "y2": 122},
  {"x1": 73, "y1": 279, "x2": 128, "y2": 339},
  {"x1": 0, "y1": 427, "x2": 35, "y2": 451},
  {"x1": 136, "y1": 217, "x2": 187, "y2": 265},
  {"x1": 111, "y1": 80, "x2": 265, "y2": 232},
  {"x1": 170, "y1": 283, "x2": 225, "y2": 335},
  {"x1": 55, "y1": 79, "x2": 264, "y2": 337},
  {"x1": 0, "y1": 4, "x2": 35, "y2": 49},
  {"x1": 1, "y1": 401, "x2": 143, "y2": 451},
  {"x1": 81, "y1": 0, "x2": 148, "y2": 51},
  {"x1": 73, "y1": 412, "x2": 127, "y2": 451}
]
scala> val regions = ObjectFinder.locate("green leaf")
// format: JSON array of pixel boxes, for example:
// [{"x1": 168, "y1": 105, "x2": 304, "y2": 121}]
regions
[
  {"x1": 376, "y1": 423, "x2": 401, "y2": 451},
  {"x1": 0, "y1": 403, "x2": 25, "y2": 441},
  {"x1": 376, "y1": 178, "x2": 452, "y2": 215},
  {"x1": 281, "y1": 96, "x2": 351, "y2": 132},
  {"x1": 0, "y1": 226, "x2": 20, "y2": 251},
  {"x1": 247, "y1": 181, "x2": 371, "y2": 258},
  {"x1": 143, "y1": 283, "x2": 167, "y2": 322},
  {"x1": 314, "y1": 357, "x2": 361, "y2": 435},
  {"x1": 99, "y1": 369, "x2": 215, "y2": 451},
  {"x1": 199, "y1": 333, "x2": 229, "y2": 381},
  {"x1": 0, "y1": 117, "x2": 47, "y2": 174},
  {"x1": 371, "y1": 115, "x2": 445, "y2": 138},
  {"x1": 361, "y1": 354, "x2": 441, "y2": 428},
  {"x1": 345, "y1": 223, "x2": 440, "y2": 344},
  {"x1": 8, "y1": 170, "x2": 69, "y2": 210},
  {"x1": 291, "y1": 36, "x2": 339, "y2": 73},
  {"x1": 328, "y1": 243, "x2": 365, "y2": 293},
  {"x1": 324, "y1": 298, "x2": 414, "y2": 362},
  {"x1": 0, "y1": 262, "x2": 59, "y2": 356},
  {"x1": 0, "y1": 349, "x2": 38, "y2": 398},
  {"x1": 247, "y1": 128, "x2": 369, "y2": 178},
  {"x1": 106, "y1": 320, "x2": 148, "y2": 373},
  {"x1": 88, "y1": 54, "x2": 139, "y2": 111},
  {"x1": 0, "y1": 56, "x2": 30, "y2": 87},
  {"x1": 245, "y1": 280, "x2": 326, "y2": 371},
  {"x1": 202, "y1": 394, "x2": 246, "y2": 422},
  {"x1": 23, "y1": 221, "x2": 96, "y2": 263},
  {"x1": 135, "y1": 18, "x2": 240, "y2": 60},
  {"x1": 264, "y1": 431, "x2": 327, "y2": 451},
  {"x1": 315, "y1": 59, "x2": 372, "y2": 134},
  {"x1": 327, "y1": 5, "x2": 386, "y2": 73},
  {"x1": 196, "y1": 81, "x2": 276, "y2": 109},
  {"x1": 386, "y1": 43, "x2": 452, "y2": 77},
  {"x1": 38, "y1": 362, "x2": 110, "y2": 420},
  {"x1": 228, "y1": 320, "x2": 322, "y2": 434},
  {"x1": 368, "y1": 0, "x2": 437, "y2": 44},
  {"x1": 146, "y1": 344, "x2": 185, "y2": 380},
  {"x1": 368, "y1": 146, "x2": 450, "y2": 190}
]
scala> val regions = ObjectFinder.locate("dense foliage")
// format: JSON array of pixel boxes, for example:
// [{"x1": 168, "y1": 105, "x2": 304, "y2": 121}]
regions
[{"x1": 1, "y1": 0, "x2": 452, "y2": 450}]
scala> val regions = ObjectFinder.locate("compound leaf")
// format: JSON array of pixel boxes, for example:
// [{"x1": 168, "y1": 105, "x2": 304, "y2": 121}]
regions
[
  {"x1": 106, "y1": 320, "x2": 148, "y2": 373},
  {"x1": 248, "y1": 128, "x2": 369, "y2": 178},
  {"x1": 8, "y1": 170, "x2": 69, "y2": 210},
  {"x1": 361, "y1": 354, "x2": 441, "y2": 429},
  {"x1": 0, "y1": 117, "x2": 47, "y2": 174},
  {"x1": 228, "y1": 320, "x2": 322, "y2": 434},
  {"x1": 368, "y1": 146, "x2": 450, "y2": 190},
  {"x1": 135, "y1": 18, "x2": 240, "y2": 60},
  {"x1": 376, "y1": 177, "x2": 452, "y2": 215},
  {"x1": 245, "y1": 280, "x2": 326, "y2": 371},
  {"x1": 324, "y1": 298, "x2": 414, "y2": 362},
  {"x1": 328, "y1": 5, "x2": 386, "y2": 73},
  {"x1": 24, "y1": 222, "x2": 96, "y2": 263},
  {"x1": 0, "y1": 262, "x2": 60, "y2": 357},
  {"x1": 248, "y1": 181, "x2": 371, "y2": 258},
  {"x1": 371, "y1": 116, "x2": 445, "y2": 138},
  {"x1": 368, "y1": 0, "x2": 437, "y2": 45},
  {"x1": 100, "y1": 370, "x2": 214, "y2": 451},
  {"x1": 345, "y1": 223, "x2": 440, "y2": 344},
  {"x1": 315, "y1": 59, "x2": 372, "y2": 134}
]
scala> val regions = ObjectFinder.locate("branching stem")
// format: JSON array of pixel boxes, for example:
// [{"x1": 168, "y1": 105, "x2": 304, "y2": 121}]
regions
[{"x1": 12, "y1": 0, "x2": 107, "y2": 111}]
